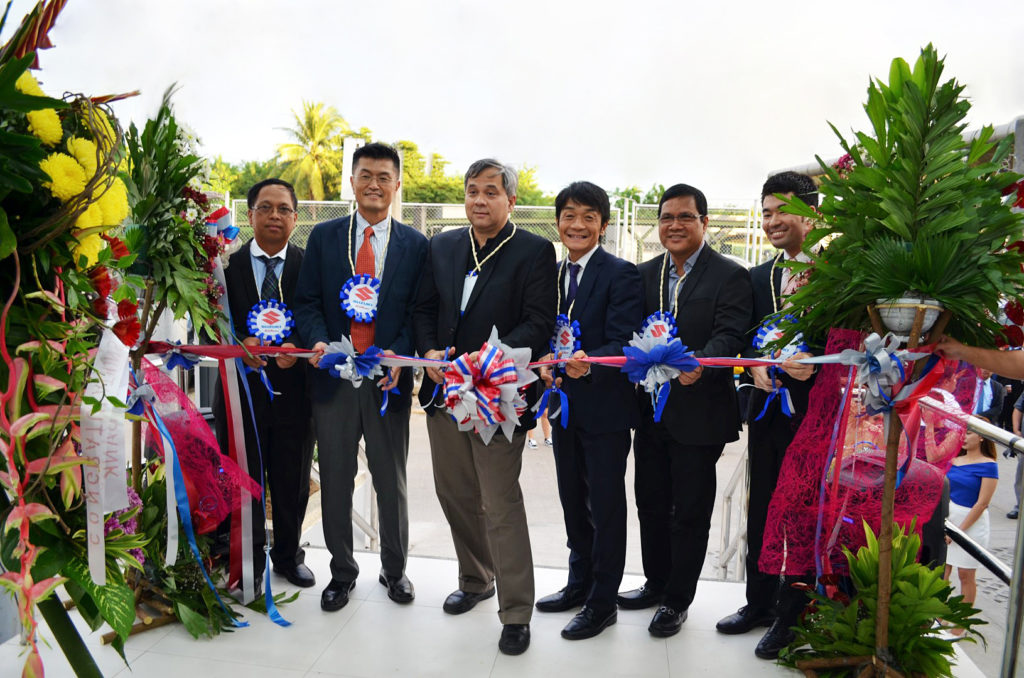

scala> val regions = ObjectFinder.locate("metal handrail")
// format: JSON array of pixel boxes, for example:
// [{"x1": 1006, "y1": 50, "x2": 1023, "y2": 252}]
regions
[{"x1": 716, "y1": 445, "x2": 747, "y2": 580}]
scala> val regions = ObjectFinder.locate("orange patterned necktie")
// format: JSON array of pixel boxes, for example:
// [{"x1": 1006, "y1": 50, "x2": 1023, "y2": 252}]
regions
[{"x1": 351, "y1": 225, "x2": 376, "y2": 352}]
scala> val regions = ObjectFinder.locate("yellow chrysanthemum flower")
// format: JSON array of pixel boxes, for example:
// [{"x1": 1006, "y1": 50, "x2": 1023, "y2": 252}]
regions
[
  {"x1": 96, "y1": 177, "x2": 129, "y2": 226},
  {"x1": 92, "y1": 109, "x2": 117, "y2": 153},
  {"x1": 66, "y1": 137, "x2": 98, "y2": 177},
  {"x1": 27, "y1": 108, "x2": 63, "y2": 146},
  {"x1": 72, "y1": 232, "x2": 105, "y2": 269},
  {"x1": 74, "y1": 202, "x2": 103, "y2": 230},
  {"x1": 15, "y1": 71, "x2": 45, "y2": 97},
  {"x1": 39, "y1": 152, "x2": 87, "y2": 202}
]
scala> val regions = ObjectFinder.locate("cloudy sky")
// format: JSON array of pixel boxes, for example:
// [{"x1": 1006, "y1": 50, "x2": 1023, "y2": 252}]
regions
[{"x1": 6, "y1": 0, "x2": 1023, "y2": 201}]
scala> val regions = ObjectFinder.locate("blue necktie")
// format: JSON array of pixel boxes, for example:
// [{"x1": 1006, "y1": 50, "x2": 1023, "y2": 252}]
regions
[
  {"x1": 567, "y1": 263, "x2": 581, "y2": 307},
  {"x1": 258, "y1": 255, "x2": 281, "y2": 301}
]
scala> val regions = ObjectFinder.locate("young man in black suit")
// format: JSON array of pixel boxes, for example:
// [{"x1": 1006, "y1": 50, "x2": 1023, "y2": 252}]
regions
[
  {"x1": 213, "y1": 178, "x2": 315, "y2": 591},
  {"x1": 294, "y1": 143, "x2": 428, "y2": 612},
  {"x1": 413, "y1": 159, "x2": 557, "y2": 655},
  {"x1": 534, "y1": 181, "x2": 642, "y2": 640},
  {"x1": 616, "y1": 183, "x2": 753, "y2": 638},
  {"x1": 715, "y1": 171, "x2": 817, "y2": 659}
]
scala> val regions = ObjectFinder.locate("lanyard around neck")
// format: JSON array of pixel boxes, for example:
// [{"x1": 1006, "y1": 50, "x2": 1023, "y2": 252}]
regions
[
  {"x1": 557, "y1": 258, "x2": 580, "y2": 319},
  {"x1": 469, "y1": 222, "x2": 517, "y2": 274},
  {"x1": 658, "y1": 252, "x2": 687, "y2": 317},
  {"x1": 348, "y1": 214, "x2": 392, "y2": 279}
]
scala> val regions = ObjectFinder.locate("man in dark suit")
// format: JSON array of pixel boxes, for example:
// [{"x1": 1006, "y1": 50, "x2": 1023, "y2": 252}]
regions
[
  {"x1": 616, "y1": 183, "x2": 753, "y2": 638},
  {"x1": 293, "y1": 143, "x2": 428, "y2": 612},
  {"x1": 716, "y1": 171, "x2": 817, "y2": 659},
  {"x1": 533, "y1": 181, "x2": 642, "y2": 640},
  {"x1": 413, "y1": 159, "x2": 556, "y2": 655},
  {"x1": 214, "y1": 178, "x2": 315, "y2": 590}
]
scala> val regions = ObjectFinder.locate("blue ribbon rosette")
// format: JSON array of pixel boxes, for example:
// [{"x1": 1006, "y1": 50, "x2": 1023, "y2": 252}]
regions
[
  {"x1": 550, "y1": 313, "x2": 582, "y2": 358},
  {"x1": 621, "y1": 332, "x2": 700, "y2": 422},
  {"x1": 247, "y1": 299, "x2": 294, "y2": 344},
  {"x1": 340, "y1": 274, "x2": 381, "y2": 324},
  {"x1": 752, "y1": 315, "x2": 808, "y2": 421},
  {"x1": 640, "y1": 311, "x2": 677, "y2": 340},
  {"x1": 317, "y1": 337, "x2": 399, "y2": 414},
  {"x1": 158, "y1": 340, "x2": 202, "y2": 371}
]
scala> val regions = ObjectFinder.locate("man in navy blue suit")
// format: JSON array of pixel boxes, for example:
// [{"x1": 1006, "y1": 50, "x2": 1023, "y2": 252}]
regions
[
  {"x1": 293, "y1": 142, "x2": 428, "y2": 612},
  {"x1": 534, "y1": 181, "x2": 643, "y2": 640}
]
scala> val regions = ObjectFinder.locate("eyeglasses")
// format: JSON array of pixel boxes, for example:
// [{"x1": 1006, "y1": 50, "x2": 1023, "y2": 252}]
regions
[
  {"x1": 253, "y1": 205, "x2": 296, "y2": 217},
  {"x1": 355, "y1": 173, "x2": 395, "y2": 186},
  {"x1": 658, "y1": 212, "x2": 704, "y2": 226}
]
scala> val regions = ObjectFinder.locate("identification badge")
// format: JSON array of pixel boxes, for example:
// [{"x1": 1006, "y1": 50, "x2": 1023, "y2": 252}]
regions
[
  {"x1": 247, "y1": 299, "x2": 293, "y2": 344},
  {"x1": 753, "y1": 314, "x2": 807, "y2": 358},
  {"x1": 641, "y1": 311, "x2": 677, "y2": 341},
  {"x1": 340, "y1": 274, "x2": 380, "y2": 323},
  {"x1": 461, "y1": 271, "x2": 478, "y2": 313},
  {"x1": 550, "y1": 313, "x2": 582, "y2": 361}
]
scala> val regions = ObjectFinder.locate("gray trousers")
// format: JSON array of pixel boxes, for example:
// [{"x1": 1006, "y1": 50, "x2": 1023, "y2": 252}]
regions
[
  {"x1": 425, "y1": 412, "x2": 535, "y2": 625},
  {"x1": 313, "y1": 381, "x2": 410, "y2": 583}
]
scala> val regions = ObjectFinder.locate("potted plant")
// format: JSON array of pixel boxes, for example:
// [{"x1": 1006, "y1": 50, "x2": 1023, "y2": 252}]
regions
[{"x1": 777, "y1": 44, "x2": 1024, "y2": 348}]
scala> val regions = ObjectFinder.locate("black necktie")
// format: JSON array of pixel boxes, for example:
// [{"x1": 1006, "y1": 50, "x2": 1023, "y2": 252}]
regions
[
  {"x1": 258, "y1": 255, "x2": 281, "y2": 301},
  {"x1": 567, "y1": 263, "x2": 581, "y2": 306}
]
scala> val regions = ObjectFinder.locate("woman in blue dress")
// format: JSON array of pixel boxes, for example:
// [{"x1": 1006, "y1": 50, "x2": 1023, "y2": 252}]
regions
[{"x1": 944, "y1": 424, "x2": 998, "y2": 628}]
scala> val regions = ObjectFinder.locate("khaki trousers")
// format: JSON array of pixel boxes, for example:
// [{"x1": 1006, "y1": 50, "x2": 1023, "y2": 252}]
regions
[{"x1": 425, "y1": 412, "x2": 534, "y2": 625}]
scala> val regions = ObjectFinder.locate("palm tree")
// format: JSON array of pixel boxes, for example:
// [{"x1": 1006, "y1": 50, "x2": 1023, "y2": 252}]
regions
[{"x1": 277, "y1": 101, "x2": 349, "y2": 201}]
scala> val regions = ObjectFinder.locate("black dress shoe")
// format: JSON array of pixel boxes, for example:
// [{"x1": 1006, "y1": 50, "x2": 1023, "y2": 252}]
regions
[
  {"x1": 648, "y1": 606, "x2": 687, "y2": 638},
  {"x1": 320, "y1": 580, "x2": 356, "y2": 612},
  {"x1": 1009, "y1": 508, "x2": 1020, "y2": 519},
  {"x1": 754, "y1": 619, "x2": 796, "y2": 659},
  {"x1": 272, "y1": 562, "x2": 316, "y2": 588},
  {"x1": 379, "y1": 572, "x2": 415, "y2": 604},
  {"x1": 616, "y1": 582, "x2": 664, "y2": 610},
  {"x1": 442, "y1": 588, "x2": 496, "y2": 615},
  {"x1": 498, "y1": 623, "x2": 530, "y2": 655},
  {"x1": 716, "y1": 605, "x2": 774, "y2": 634},
  {"x1": 561, "y1": 606, "x2": 617, "y2": 640},
  {"x1": 536, "y1": 586, "x2": 587, "y2": 613}
]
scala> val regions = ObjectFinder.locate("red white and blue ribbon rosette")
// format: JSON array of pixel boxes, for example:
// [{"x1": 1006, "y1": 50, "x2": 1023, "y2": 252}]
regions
[
  {"x1": 751, "y1": 314, "x2": 807, "y2": 420},
  {"x1": 550, "y1": 313, "x2": 582, "y2": 361},
  {"x1": 247, "y1": 299, "x2": 294, "y2": 344},
  {"x1": 340, "y1": 274, "x2": 380, "y2": 323},
  {"x1": 641, "y1": 311, "x2": 677, "y2": 341},
  {"x1": 444, "y1": 327, "x2": 538, "y2": 444},
  {"x1": 620, "y1": 331, "x2": 699, "y2": 422}
]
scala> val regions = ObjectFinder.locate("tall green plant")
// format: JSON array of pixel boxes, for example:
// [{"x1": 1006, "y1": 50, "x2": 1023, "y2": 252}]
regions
[{"x1": 777, "y1": 44, "x2": 1024, "y2": 347}]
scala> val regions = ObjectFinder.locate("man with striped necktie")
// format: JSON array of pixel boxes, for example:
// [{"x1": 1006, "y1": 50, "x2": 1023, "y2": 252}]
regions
[{"x1": 214, "y1": 178, "x2": 315, "y2": 592}]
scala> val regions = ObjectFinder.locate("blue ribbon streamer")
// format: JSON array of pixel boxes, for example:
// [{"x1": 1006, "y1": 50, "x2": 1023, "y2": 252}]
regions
[
  {"x1": 234, "y1": 356, "x2": 291, "y2": 627},
  {"x1": 243, "y1": 365, "x2": 275, "y2": 402},
  {"x1": 129, "y1": 367, "x2": 250, "y2": 629},
  {"x1": 754, "y1": 366, "x2": 794, "y2": 422},
  {"x1": 429, "y1": 346, "x2": 451, "y2": 408},
  {"x1": 380, "y1": 386, "x2": 399, "y2": 416},
  {"x1": 535, "y1": 385, "x2": 569, "y2": 428},
  {"x1": 653, "y1": 380, "x2": 672, "y2": 422}
]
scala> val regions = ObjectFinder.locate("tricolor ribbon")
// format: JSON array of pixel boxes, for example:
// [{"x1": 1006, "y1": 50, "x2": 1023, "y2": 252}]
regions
[
  {"x1": 206, "y1": 205, "x2": 238, "y2": 243},
  {"x1": 443, "y1": 327, "x2": 538, "y2": 444}
]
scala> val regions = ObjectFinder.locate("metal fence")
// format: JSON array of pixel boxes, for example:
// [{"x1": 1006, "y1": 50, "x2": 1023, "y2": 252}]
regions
[{"x1": 230, "y1": 198, "x2": 770, "y2": 266}]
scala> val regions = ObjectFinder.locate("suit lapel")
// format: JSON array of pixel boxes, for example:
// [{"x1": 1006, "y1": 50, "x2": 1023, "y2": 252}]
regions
[
  {"x1": 378, "y1": 222, "x2": 407, "y2": 310},
  {"x1": 449, "y1": 227, "x2": 472, "y2": 310},
  {"x1": 336, "y1": 216, "x2": 356, "y2": 280},
  {"x1": 570, "y1": 246, "x2": 605, "y2": 321},
  {"x1": 237, "y1": 241, "x2": 260, "y2": 307},
  {"x1": 772, "y1": 254, "x2": 784, "y2": 304},
  {"x1": 281, "y1": 246, "x2": 301, "y2": 302},
  {"x1": 463, "y1": 225, "x2": 509, "y2": 315}
]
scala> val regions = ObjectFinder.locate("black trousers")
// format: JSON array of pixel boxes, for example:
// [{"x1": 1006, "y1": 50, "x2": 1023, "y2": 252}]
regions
[
  {"x1": 551, "y1": 423, "x2": 630, "y2": 612},
  {"x1": 744, "y1": 409, "x2": 798, "y2": 612},
  {"x1": 633, "y1": 419, "x2": 723, "y2": 611},
  {"x1": 215, "y1": 370, "x2": 315, "y2": 573}
]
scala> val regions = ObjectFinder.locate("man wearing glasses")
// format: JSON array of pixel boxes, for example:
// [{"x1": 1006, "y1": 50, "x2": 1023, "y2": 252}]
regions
[
  {"x1": 617, "y1": 183, "x2": 753, "y2": 638},
  {"x1": 214, "y1": 178, "x2": 314, "y2": 592},
  {"x1": 294, "y1": 143, "x2": 428, "y2": 612},
  {"x1": 413, "y1": 159, "x2": 556, "y2": 655}
]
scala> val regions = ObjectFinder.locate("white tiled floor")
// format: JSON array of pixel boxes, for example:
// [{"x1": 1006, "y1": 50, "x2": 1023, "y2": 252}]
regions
[{"x1": 1, "y1": 546, "x2": 985, "y2": 678}]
